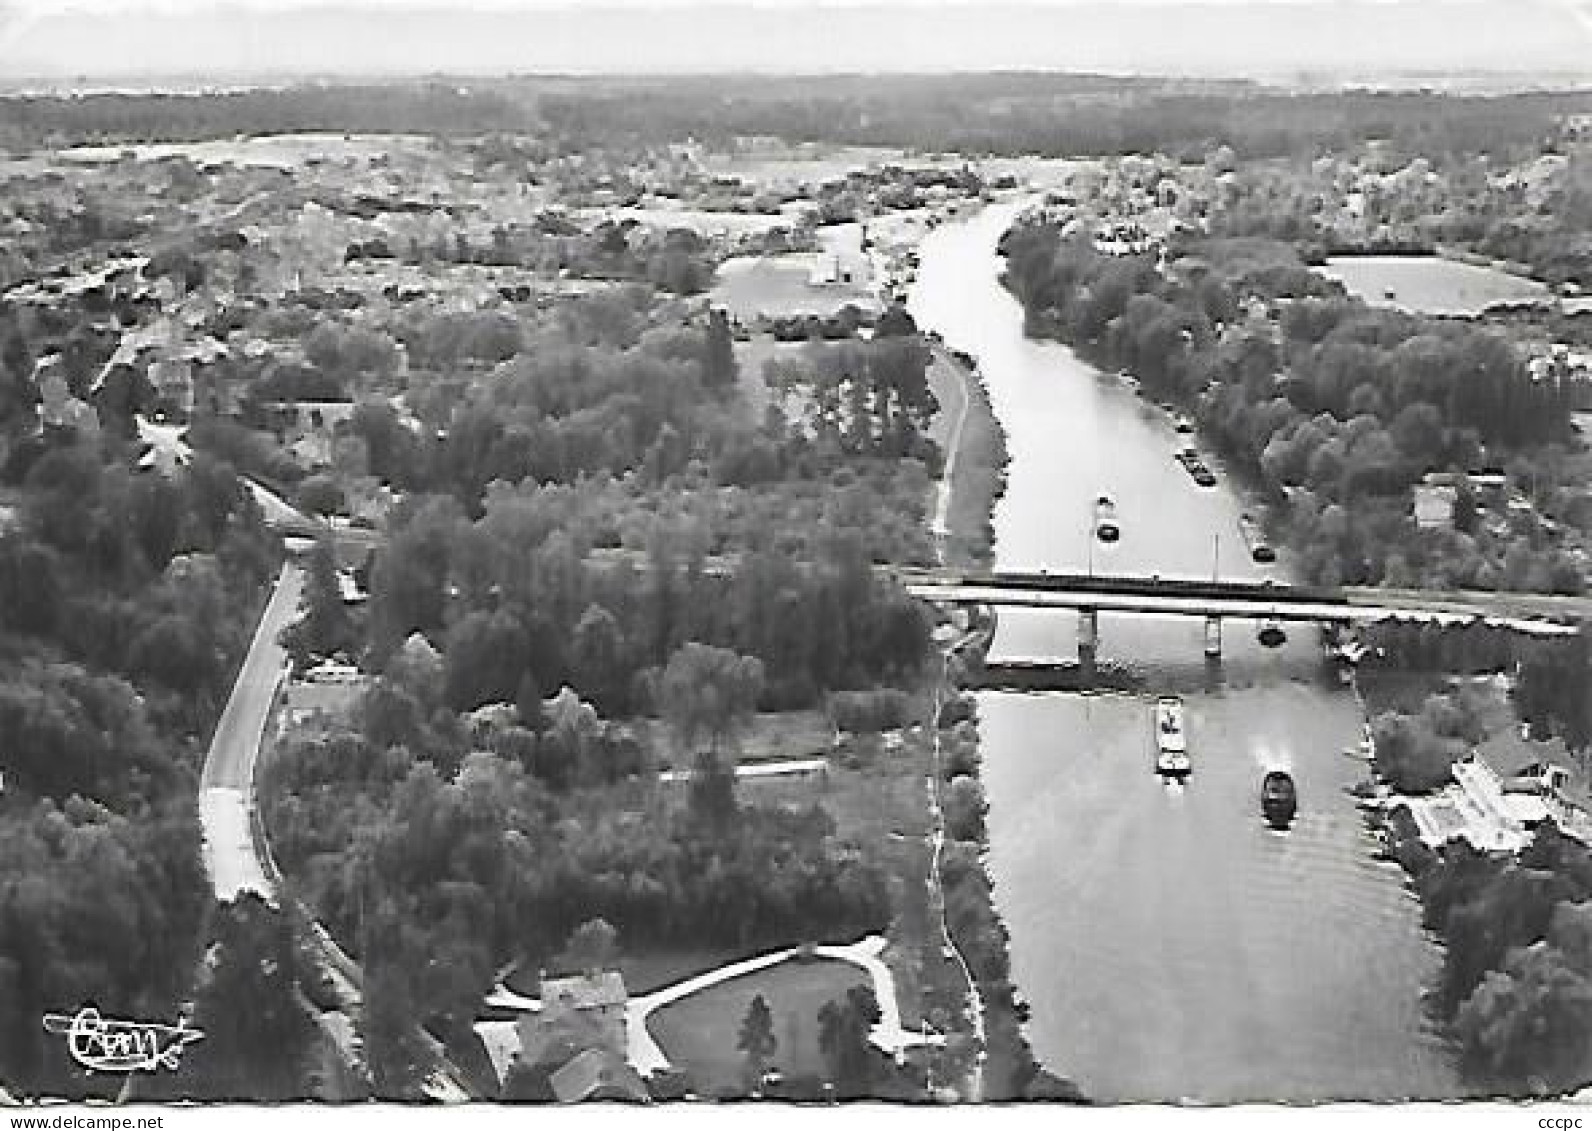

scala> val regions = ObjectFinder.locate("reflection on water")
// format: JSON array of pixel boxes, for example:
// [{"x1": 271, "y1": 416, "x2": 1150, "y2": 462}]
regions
[{"x1": 910, "y1": 199, "x2": 1461, "y2": 1102}]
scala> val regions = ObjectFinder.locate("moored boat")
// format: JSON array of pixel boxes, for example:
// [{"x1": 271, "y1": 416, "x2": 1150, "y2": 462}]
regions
[
  {"x1": 1237, "y1": 513, "x2": 1275, "y2": 563},
  {"x1": 1094, "y1": 494, "x2": 1121, "y2": 543},
  {"x1": 1154, "y1": 696, "x2": 1191, "y2": 778},
  {"x1": 1175, "y1": 447, "x2": 1217, "y2": 487},
  {"x1": 1261, "y1": 770, "x2": 1298, "y2": 828}
]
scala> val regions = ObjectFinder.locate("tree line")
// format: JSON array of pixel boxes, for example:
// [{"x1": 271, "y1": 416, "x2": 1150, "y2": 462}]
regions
[
  {"x1": 0, "y1": 424, "x2": 278, "y2": 1096},
  {"x1": 999, "y1": 221, "x2": 1582, "y2": 593}
]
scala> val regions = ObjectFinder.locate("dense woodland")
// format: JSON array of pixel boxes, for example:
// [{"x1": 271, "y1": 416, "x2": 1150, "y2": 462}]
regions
[
  {"x1": 999, "y1": 224, "x2": 1584, "y2": 592},
  {"x1": 0, "y1": 418, "x2": 278, "y2": 1095},
  {"x1": 1399, "y1": 827, "x2": 1592, "y2": 1095},
  {"x1": 6, "y1": 77, "x2": 1589, "y2": 166},
  {"x1": 261, "y1": 293, "x2": 953, "y2": 1095}
]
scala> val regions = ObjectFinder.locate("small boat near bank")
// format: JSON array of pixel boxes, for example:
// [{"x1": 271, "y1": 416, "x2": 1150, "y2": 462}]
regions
[
  {"x1": 1237, "y1": 513, "x2": 1275, "y2": 564},
  {"x1": 1154, "y1": 696, "x2": 1191, "y2": 778},
  {"x1": 1174, "y1": 447, "x2": 1218, "y2": 487},
  {"x1": 1261, "y1": 770, "x2": 1298, "y2": 829}
]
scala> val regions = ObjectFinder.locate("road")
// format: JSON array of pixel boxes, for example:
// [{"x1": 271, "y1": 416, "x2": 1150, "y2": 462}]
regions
[
  {"x1": 198, "y1": 561, "x2": 303, "y2": 901},
  {"x1": 197, "y1": 553, "x2": 475, "y2": 1102}
]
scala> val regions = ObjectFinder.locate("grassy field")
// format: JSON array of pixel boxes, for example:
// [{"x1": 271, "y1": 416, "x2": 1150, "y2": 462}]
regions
[
  {"x1": 638, "y1": 709, "x2": 834, "y2": 772},
  {"x1": 283, "y1": 680, "x2": 364, "y2": 734},
  {"x1": 739, "y1": 729, "x2": 940, "y2": 1038},
  {"x1": 711, "y1": 255, "x2": 878, "y2": 321},
  {"x1": 740, "y1": 737, "x2": 932, "y2": 843},
  {"x1": 646, "y1": 958, "x2": 868, "y2": 1094},
  {"x1": 619, "y1": 947, "x2": 755, "y2": 997},
  {"x1": 699, "y1": 145, "x2": 913, "y2": 190}
]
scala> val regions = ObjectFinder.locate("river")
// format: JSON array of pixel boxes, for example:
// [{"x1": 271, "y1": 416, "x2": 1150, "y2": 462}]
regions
[{"x1": 908, "y1": 198, "x2": 1462, "y2": 1103}]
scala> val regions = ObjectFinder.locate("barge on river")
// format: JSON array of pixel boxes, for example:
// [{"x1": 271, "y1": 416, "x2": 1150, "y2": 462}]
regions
[{"x1": 1154, "y1": 696, "x2": 1191, "y2": 778}]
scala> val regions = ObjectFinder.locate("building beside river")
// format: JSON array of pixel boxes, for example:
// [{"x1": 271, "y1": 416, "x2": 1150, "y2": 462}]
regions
[{"x1": 1398, "y1": 738, "x2": 1592, "y2": 853}]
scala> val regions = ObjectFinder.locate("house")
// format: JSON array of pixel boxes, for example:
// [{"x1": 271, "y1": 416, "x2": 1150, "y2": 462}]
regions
[
  {"x1": 272, "y1": 399, "x2": 358, "y2": 470},
  {"x1": 536, "y1": 971, "x2": 628, "y2": 1054},
  {"x1": 809, "y1": 250, "x2": 870, "y2": 288},
  {"x1": 1399, "y1": 733, "x2": 1592, "y2": 853},
  {"x1": 147, "y1": 356, "x2": 194, "y2": 419},
  {"x1": 548, "y1": 1048, "x2": 648, "y2": 1104},
  {"x1": 1413, "y1": 477, "x2": 1458, "y2": 530},
  {"x1": 506, "y1": 968, "x2": 634, "y2": 1097},
  {"x1": 36, "y1": 363, "x2": 101, "y2": 438}
]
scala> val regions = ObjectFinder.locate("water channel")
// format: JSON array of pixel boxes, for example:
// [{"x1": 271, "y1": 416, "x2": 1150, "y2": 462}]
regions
[{"x1": 908, "y1": 198, "x2": 1462, "y2": 1103}]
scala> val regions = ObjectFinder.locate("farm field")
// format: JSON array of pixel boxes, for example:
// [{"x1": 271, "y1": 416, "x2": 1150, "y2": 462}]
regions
[{"x1": 1314, "y1": 254, "x2": 1551, "y2": 316}]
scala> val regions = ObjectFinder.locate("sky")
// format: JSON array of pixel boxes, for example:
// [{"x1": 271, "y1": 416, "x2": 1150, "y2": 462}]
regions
[{"x1": 1, "y1": 0, "x2": 1590, "y2": 84}]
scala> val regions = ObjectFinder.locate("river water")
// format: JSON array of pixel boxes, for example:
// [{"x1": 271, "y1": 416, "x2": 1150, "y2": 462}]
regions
[{"x1": 909, "y1": 199, "x2": 1462, "y2": 1103}]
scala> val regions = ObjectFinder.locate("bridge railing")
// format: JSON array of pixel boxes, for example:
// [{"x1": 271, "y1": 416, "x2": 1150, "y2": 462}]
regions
[{"x1": 894, "y1": 567, "x2": 1350, "y2": 606}]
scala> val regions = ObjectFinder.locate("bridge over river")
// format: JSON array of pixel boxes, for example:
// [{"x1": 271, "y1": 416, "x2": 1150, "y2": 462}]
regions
[{"x1": 898, "y1": 567, "x2": 1587, "y2": 656}]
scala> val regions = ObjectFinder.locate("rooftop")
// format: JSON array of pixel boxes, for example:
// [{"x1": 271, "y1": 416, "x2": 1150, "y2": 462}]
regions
[
  {"x1": 541, "y1": 970, "x2": 627, "y2": 1012},
  {"x1": 548, "y1": 1047, "x2": 648, "y2": 1105}
]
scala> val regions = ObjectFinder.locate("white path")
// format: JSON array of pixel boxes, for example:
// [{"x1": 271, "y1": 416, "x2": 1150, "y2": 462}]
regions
[
  {"x1": 472, "y1": 1020, "x2": 523, "y2": 1087},
  {"x1": 626, "y1": 946, "x2": 800, "y2": 1075},
  {"x1": 481, "y1": 935, "x2": 940, "y2": 1079},
  {"x1": 929, "y1": 349, "x2": 973, "y2": 539},
  {"x1": 814, "y1": 936, "x2": 945, "y2": 1059},
  {"x1": 656, "y1": 757, "x2": 828, "y2": 784}
]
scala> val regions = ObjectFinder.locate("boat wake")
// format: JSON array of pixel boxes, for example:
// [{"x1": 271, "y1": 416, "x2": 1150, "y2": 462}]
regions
[{"x1": 1251, "y1": 738, "x2": 1292, "y2": 774}]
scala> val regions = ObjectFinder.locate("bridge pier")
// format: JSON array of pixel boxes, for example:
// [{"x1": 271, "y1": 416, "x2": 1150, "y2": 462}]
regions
[
  {"x1": 1203, "y1": 615, "x2": 1223, "y2": 659},
  {"x1": 1078, "y1": 608, "x2": 1098, "y2": 665}
]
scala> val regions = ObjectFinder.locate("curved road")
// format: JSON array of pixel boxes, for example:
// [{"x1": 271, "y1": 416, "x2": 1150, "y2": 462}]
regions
[
  {"x1": 198, "y1": 547, "x2": 474, "y2": 1102},
  {"x1": 199, "y1": 562, "x2": 302, "y2": 902}
]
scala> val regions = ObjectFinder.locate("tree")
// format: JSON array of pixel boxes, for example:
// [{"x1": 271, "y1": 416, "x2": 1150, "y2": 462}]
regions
[
  {"x1": 737, "y1": 994, "x2": 778, "y2": 1089},
  {"x1": 553, "y1": 918, "x2": 620, "y2": 975},
  {"x1": 943, "y1": 775, "x2": 987, "y2": 842},
  {"x1": 442, "y1": 609, "x2": 529, "y2": 713},
  {"x1": 1370, "y1": 711, "x2": 1459, "y2": 794},
  {"x1": 361, "y1": 961, "x2": 429, "y2": 1099},
  {"x1": 186, "y1": 894, "x2": 315, "y2": 1100},
  {"x1": 570, "y1": 603, "x2": 627, "y2": 713},
  {"x1": 816, "y1": 984, "x2": 880, "y2": 1097},
  {"x1": 1454, "y1": 938, "x2": 1592, "y2": 1094},
  {"x1": 704, "y1": 307, "x2": 737, "y2": 390},
  {"x1": 688, "y1": 750, "x2": 739, "y2": 834},
  {"x1": 282, "y1": 538, "x2": 354, "y2": 665},
  {"x1": 657, "y1": 642, "x2": 765, "y2": 754},
  {"x1": 295, "y1": 473, "x2": 346, "y2": 518},
  {"x1": 366, "y1": 497, "x2": 463, "y2": 661}
]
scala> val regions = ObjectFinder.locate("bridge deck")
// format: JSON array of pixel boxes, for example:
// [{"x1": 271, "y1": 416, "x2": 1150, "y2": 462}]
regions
[{"x1": 903, "y1": 576, "x2": 1582, "y2": 638}]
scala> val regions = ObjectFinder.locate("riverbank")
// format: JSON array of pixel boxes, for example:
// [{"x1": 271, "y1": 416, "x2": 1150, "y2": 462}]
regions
[
  {"x1": 927, "y1": 346, "x2": 1008, "y2": 572},
  {"x1": 919, "y1": 334, "x2": 1082, "y2": 1100}
]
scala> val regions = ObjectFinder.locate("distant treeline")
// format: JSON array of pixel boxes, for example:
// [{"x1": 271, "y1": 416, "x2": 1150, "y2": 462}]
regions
[
  {"x1": 528, "y1": 75, "x2": 1592, "y2": 161},
  {"x1": 4, "y1": 74, "x2": 1592, "y2": 160},
  {"x1": 0, "y1": 82, "x2": 532, "y2": 148}
]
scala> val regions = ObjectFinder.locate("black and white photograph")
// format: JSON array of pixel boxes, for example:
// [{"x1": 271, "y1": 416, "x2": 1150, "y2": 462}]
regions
[{"x1": 0, "y1": 0, "x2": 1590, "y2": 1116}]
